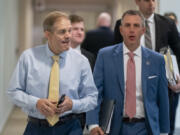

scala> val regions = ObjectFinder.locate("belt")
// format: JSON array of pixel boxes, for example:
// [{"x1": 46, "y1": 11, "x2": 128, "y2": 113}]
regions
[
  {"x1": 122, "y1": 117, "x2": 145, "y2": 123},
  {"x1": 28, "y1": 113, "x2": 77, "y2": 127}
]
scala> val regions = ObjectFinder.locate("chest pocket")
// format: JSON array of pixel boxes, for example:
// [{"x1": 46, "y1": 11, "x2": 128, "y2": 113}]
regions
[{"x1": 146, "y1": 75, "x2": 159, "y2": 101}]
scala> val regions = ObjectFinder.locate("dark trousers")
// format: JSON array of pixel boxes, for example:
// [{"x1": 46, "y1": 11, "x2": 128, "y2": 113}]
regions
[
  {"x1": 120, "y1": 122, "x2": 148, "y2": 135},
  {"x1": 77, "y1": 113, "x2": 86, "y2": 130},
  {"x1": 169, "y1": 90, "x2": 179, "y2": 135},
  {"x1": 23, "y1": 118, "x2": 82, "y2": 135}
]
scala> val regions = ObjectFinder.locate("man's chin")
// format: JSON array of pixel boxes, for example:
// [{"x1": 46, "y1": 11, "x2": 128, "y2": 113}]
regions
[{"x1": 64, "y1": 46, "x2": 70, "y2": 51}]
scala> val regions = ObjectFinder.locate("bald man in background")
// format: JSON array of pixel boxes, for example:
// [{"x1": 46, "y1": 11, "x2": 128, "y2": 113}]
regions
[{"x1": 81, "y1": 12, "x2": 114, "y2": 59}]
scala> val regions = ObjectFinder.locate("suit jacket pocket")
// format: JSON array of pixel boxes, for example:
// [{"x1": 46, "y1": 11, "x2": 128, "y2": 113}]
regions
[{"x1": 147, "y1": 75, "x2": 159, "y2": 101}]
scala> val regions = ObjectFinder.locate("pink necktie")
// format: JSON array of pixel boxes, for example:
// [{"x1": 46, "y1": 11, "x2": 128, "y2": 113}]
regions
[{"x1": 125, "y1": 52, "x2": 136, "y2": 118}]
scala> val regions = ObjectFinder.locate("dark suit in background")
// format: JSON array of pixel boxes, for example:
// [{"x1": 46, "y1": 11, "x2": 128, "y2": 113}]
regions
[
  {"x1": 114, "y1": 13, "x2": 180, "y2": 135},
  {"x1": 81, "y1": 26, "x2": 114, "y2": 58},
  {"x1": 114, "y1": 19, "x2": 122, "y2": 44},
  {"x1": 81, "y1": 48, "x2": 95, "y2": 71}
]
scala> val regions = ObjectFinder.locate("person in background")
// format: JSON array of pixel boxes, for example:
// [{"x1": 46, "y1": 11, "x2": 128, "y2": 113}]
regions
[
  {"x1": 164, "y1": 11, "x2": 180, "y2": 135},
  {"x1": 81, "y1": 12, "x2": 114, "y2": 59},
  {"x1": 69, "y1": 14, "x2": 95, "y2": 71},
  {"x1": 7, "y1": 11, "x2": 98, "y2": 135},
  {"x1": 86, "y1": 10, "x2": 170, "y2": 135},
  {"x1": 164, "y1": 12, "x2": 180, "y2": 37},
  {"x1": 114, "y1": 0, "x2": 180, "y2": 65},
  {"x1": 69, "y1": 14, "x2": 95, "y2": 130}
]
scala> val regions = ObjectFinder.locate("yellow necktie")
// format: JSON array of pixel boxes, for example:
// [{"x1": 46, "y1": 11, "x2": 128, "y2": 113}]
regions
[{"x1": 47, "y1": 55, "x2": 60, "y2": 126}]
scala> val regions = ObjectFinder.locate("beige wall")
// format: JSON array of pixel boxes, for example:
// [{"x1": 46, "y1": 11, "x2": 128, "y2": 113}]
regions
[
  {"x1": 112, "y1": 0, "x2": 137, "y2": 22},
  {"x1": 33, "y1": 2, "x2": 113, "y2": 46},
  {"x1": 32, "y1": 0, "x2": 140, "y2": 46},
  {"x1": 17, "y1": 0, "x2": 34, "y2": 56}
]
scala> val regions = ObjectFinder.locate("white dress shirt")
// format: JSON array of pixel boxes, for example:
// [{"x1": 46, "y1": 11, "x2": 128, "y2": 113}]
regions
[
  {"x1": 72, "y1": 45, "x2": 81, "y2": 54},
  {"x1": 8, "y1": 44, "x2": 98, "y2": 119},
  {"x1": 141, "y1": 14, "x2": 156, "y2": 51},
  {"x1": 123, "y1": 43, "x2": 145, "y2": 118}
]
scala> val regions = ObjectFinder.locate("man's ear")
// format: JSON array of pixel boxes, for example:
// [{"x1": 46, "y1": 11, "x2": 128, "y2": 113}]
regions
[
  {"x1": 119, "y1": 25, "x2": 123, "y2": 35},
  {"x1": 44, "y1": 31, "x2": 50, "y2": 39},
  {"x1": 141, "y1": 27, "x2": 146, "y2": 35},
  {"x1": 135, "y1": 0, "x2": 139, "y2": 5}
]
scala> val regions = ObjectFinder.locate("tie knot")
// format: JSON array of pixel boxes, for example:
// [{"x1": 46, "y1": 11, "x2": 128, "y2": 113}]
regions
[
  {"x1": 128, "y1": 52, "x2": 134, "y2": 59},
  {"x1": 52, "y1": 55, "x2": 59, "y2": 62}
]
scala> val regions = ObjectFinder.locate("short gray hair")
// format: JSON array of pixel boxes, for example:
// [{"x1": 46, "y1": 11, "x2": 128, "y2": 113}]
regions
[{"x1": 43, "y1": 11, "x2": 69, "y2": 32}]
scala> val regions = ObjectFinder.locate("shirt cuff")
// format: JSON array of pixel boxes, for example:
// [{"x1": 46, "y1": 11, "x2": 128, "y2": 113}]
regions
[
  {"x1": 28, "y1": 95, "x2": 39, "y2": 112},
  {"x1": 88, "y1": 124, "x2": 99, "y2": 132},
  {"x1": 71, "y1": 99, "x2": 79, "y2": 112},
  {"x1": 175, "y1": 89, "x2": 180, "y2": 93},
  {"x1": 160, "y1": 133, "x2": 168, "y2": 135}
]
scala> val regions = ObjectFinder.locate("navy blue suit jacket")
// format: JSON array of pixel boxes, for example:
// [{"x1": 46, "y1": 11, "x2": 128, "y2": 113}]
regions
[
  {"x1": 86, "y1": 43, "x2": 170, "y2": 135},
  {"x1": 81, "y1": 26, "x2": 114, "y2": 57}
]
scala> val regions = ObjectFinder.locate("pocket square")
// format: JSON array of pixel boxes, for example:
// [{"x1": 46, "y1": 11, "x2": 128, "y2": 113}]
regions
[{"x1": 148, "y1": 75, "x2": 157, "y2": 79}]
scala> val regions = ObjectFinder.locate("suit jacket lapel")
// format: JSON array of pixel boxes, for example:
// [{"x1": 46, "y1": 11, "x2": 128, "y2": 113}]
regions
[
  {"x1": 141, "y1": 47, "x2": 150, "y2": 101},
  {"x1": 112, "y1": 45, "x2": 151, "y2": 100},
  {"x1": 113, "y1": 43, "x2": 124, "y2": 95}
]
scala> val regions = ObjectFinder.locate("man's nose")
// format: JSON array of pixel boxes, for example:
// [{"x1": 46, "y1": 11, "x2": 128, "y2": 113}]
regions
[
  {"x1": 65, "y1": 31, "x2": 71, "y2": 38},
  {"x1": 129, "y1": 26, "x2": 135, "y2": 32},
  {"x1": 149, "y1": 0, "x2": 154, "y2": 5},
  {"x1": 77, "y1": 29, "x2": 83, "y2": 34}
]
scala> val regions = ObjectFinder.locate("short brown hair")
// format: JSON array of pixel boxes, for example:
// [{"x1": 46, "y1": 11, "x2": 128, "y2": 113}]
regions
[
  {"x1": 69, "y1": 14, "x2": 84, "y2": 24},
  {"x1": 121, "y1": 10, "x2": 145, "y2": 27},
  {"x1": 43, "y1": 11, "x2": 69, "y2": 32}
]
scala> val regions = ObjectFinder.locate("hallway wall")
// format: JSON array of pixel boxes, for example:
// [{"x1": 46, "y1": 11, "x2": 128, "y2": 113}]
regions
[
  {"x1": 33, "y1": 1, "x2": 113, "y2": 46},
  {"x1": 0, "y1": 0, "x2": 19, "y2": 133},
  {"x1": 159, "y1": 0, "x2": 180, "y2": 31}
]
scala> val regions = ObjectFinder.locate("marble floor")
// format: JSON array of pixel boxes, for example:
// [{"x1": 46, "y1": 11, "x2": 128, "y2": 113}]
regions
[{"x1": 0, "y1": 107, "x2": 27, "y2": 135}]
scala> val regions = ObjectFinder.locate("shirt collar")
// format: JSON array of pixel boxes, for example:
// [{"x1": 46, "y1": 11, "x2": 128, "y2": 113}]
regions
[
  {"x1": 45, "y1": 43, "x2": 68, "y2": 59},
  {"x1": 123, "y1": 42, "x2": 142, "y2": 57},
  {"x1": 72, "y1": 45, "x2": 81, "y2": 53},
  {"x1": 145, "y1": 13, "x2": 154, "y2": 24}
]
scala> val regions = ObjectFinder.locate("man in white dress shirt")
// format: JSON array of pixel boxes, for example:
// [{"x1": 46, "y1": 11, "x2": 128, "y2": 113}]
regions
[{"x1": 70, "y1": 14, "x2": 95, "y2": 71}]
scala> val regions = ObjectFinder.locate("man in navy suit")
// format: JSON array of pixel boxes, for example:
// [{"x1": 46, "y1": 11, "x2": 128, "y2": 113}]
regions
[
  {"x1": 86, "y1": 10, "x2": 170, "y2": 135},
  {"x1": 114, "y1": 1, "x2": 180, "y2": 134}
]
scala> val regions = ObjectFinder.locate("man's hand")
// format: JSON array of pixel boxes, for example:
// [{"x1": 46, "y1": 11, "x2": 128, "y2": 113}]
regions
[
  {"x1": 56, "y1": 96, "x2": 73, "y2": 114},
  {"x1": 36, "y1": 99, "x2": 57, "y2": 117},
  {"x1": 90, "y1": 127, "x2": 104, "y2": 135},
  {"x1": 169, "y1": 75, "x2": 180, "y2": 93}
]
